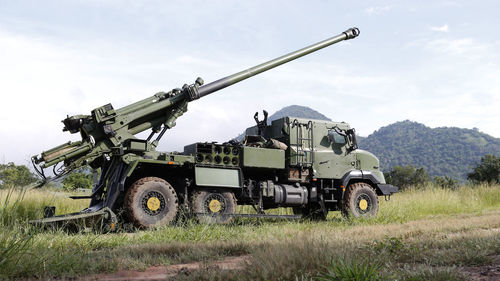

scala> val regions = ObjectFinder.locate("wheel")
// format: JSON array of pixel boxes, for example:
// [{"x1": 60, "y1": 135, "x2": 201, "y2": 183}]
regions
[
  {"x1": 341, "y1": 182, "x2": 379, "y2": 218},
  {"x1": 191, "y1": 190, "x2": 237, "y2": 224},
  {"x1": 124, "y1": 177, "x2": 179, "y2": 229},
  {"x1": 293, "y1": 204, "x2": 327, "y2": 221}
]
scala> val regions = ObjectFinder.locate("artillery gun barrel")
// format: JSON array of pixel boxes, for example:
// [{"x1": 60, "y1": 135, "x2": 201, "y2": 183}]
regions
[{"x1": 197, "y1": 28, "x2": 359, "y2": 98}]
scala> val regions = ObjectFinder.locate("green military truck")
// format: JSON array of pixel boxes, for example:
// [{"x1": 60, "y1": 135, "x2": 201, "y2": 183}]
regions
[{"x1": 31, "y1": 27, "x2": 397, "y2": 230}]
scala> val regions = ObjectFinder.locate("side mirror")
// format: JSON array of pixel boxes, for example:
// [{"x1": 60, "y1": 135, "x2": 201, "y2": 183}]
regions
[{"x1": 328, "y1": 129, "x2": 347, "y2": 145}]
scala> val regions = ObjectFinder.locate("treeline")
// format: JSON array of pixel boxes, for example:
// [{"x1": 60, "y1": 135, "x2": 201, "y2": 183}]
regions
[
  {"x1": 358, "y1": 120, "x2": 500, "y2": 181},
  {"x1": 0, "y1": 163, "x2": 92, "y2": 190},
  {"x1": 384, "y1": 154, "x2": 500, "y2": 190}
]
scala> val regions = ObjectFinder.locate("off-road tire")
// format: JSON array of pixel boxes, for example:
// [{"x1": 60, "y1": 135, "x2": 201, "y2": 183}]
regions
[
  {"x1": 341, "y1": 182, "x2": 379, "y2": 218},
  {"x1": 191, "y1": 190, "x2": 237, "y2": 224},
  {"x1": 124, "y1": 177, "x2": 178, "y2": 229}
]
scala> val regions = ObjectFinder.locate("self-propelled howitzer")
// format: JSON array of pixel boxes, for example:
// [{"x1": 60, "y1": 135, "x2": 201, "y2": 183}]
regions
[
  {"x1": 31, "y1": 27, "x2": 396, "y2": 231},
  {"x1": 32, "y1": 28, "x2": 360, "y2": 175}
]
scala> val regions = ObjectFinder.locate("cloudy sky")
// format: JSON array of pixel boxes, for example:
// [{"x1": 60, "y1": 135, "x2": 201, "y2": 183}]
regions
[{"x1": 0, "y1": 0, "x2": 499, "y2": 166}]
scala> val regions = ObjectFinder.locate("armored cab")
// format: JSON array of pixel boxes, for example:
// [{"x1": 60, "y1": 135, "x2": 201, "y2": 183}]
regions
[{"x1": 245, "y1": 117, "x2": 387, "y2": 183}]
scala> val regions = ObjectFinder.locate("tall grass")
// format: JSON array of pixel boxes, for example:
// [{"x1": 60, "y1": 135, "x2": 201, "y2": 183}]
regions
[
  {"x1": 316, "y1": 259, "x2": 383, "y2": 281},
  {"x1": 0, "y1": 187, "x2": 90, "y2": 278},
  {"x1": 0, "y1": 187, "x2": 89, "y2": 226},
  {"x1": 376, "y1": 183, "x2": 500, "y2": 223},
  {"x1": 0, "y1": 184, "x2": 498, "y2": 279}
]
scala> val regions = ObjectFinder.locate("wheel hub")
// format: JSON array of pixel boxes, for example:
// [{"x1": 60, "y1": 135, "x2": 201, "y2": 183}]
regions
[
  {"x1": 147, "y1": 197, "x2": 161, "y2": 211},
  {"x1": 355, "y1": 194, "x2": 371, "y2": 214},
  {"x1": 208, "y1": 199, "x2": 222, "y2": 213},
  {"x1": 204, "y1": 193, "x2": 226, "y2": 214},
  {"x1": 141, "y1": 191, "x2": 166, "y2": 216},
  {"x1": 359, "y1": 199, "x2": 368, "y2": 211}
]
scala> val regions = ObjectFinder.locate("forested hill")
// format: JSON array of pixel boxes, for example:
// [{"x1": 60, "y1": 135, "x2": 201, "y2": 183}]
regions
[{"x1": 357, "y1": 120, "x2": 500, "y2": 180}]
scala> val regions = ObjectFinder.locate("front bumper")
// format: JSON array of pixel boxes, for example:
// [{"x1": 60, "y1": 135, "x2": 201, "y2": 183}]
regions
[{"x1": 376, "y1": 184, "x2": 399, "y2": 196}]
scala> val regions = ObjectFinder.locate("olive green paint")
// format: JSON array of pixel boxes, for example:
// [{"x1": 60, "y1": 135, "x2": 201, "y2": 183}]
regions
[
  {"x1": 242, "y1": 147, "x2": 285, "y2": 169},
  {"x1": 195, "y1": 167, "x2": 241, "y2": 188}
]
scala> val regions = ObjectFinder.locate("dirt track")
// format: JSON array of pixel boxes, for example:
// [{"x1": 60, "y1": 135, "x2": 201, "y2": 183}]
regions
[
  {"x1": 82, "y1": 255, "x2": 251, "y2": 281},
  {"x1": 82, "y1": 254, "x2": 500, "y2": 281}
]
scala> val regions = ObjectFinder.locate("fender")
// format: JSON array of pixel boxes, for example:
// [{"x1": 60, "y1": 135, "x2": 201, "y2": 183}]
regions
[
  {"x1": 340, "y1": 170, "x2": 384, "y2": 199},
  {"x1": 341, "y1": 170, "x2": 381, "y2": 187}
]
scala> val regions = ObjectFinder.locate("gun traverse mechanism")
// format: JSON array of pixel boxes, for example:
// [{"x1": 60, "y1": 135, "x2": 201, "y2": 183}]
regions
[{"x1": 31, "y1": 28, "x2": 396, "y2": 231}]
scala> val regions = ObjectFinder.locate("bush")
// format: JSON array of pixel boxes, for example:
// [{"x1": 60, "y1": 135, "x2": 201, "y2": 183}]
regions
[
  {"x1": 433, "y1": 176, "x2": 459, "y2": 189},
  {"x1": 384, "y1": 165, "x2": 430, "y2": 190},
  {"x1": 467, "y1": 154, "x2": 500, "y2": 184},
  {"x1": 0, "y1": 163, "x2": 37, "y2": 188},
  {"x1": 62, "y1": 170, "x2": 92, "y2": 191}
]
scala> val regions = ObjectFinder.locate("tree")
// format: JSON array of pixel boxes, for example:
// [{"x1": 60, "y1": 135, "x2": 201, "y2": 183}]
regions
[
  {"x1": 467, "y1": 154, "x2": 500, "y2": 184},
  {"x1": 434, "y1": 176, "x2": 459, "y2": 189},
  {"x1": 384, "y1": 165, "x2": 430, "y2": 190},
  {"x1": 62, "y1": 170, "x2": 93, "y2": 191},
  {"x1": 0, "y1": 162, "x2": 37, "y2": 187}
]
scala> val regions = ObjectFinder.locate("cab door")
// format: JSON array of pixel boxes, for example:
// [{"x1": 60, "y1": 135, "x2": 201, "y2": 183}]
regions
[{"x1": 314, "y1": 125, "x2": 356, "y2": 179}]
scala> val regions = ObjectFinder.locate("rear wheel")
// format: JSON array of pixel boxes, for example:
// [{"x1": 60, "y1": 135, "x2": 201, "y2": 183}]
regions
[
  {"x1": 124, "y1": 177, "x2": 178, "y2": 229},
  {"x1": 191, "y1": 190, "x2": 236, "y2": 224},
  {"x1": 341, "y1": 182, "x2": 378, "y2": 218}
]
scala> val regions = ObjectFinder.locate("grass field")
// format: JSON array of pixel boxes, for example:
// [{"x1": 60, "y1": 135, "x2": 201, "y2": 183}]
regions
[{"x1": 1, "y1": 184, "x2": 499, "y2": 280}]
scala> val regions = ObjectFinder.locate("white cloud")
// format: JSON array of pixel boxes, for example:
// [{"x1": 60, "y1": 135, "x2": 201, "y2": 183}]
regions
[
  {"x1": 440, "y1": 1, "x2": 462, "y2": 8},
  {"x1": 401, "y1": 35, "x2": 500, "y2": 139},
  {"x1": 424, "y1": 37, "x2": 495, "y2": 60},
  {"x1": 430, "y1": 24, "x2": 449, "y2": 32},
  {"x1": 364, "y1": 5, "x2": 391, "y2": 16}
]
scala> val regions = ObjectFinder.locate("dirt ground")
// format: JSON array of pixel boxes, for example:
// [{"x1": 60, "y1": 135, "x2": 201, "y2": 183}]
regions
[
  {"x1": 82, "y1": 255, "x2": 251, "y2": 281},
  {"x1": 82, "y1": 254, "x2": 500, "y2": 281},
  {"x1": 460, "y1": 255, "x2": 500, "y2": 281}
]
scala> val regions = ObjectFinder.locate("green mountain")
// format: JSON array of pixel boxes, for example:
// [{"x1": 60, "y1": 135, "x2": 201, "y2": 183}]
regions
[
  {"x1": 268, "y1": 105, "x2": 331, "y2": 122},
  {"x1": 357, "y1": 120, "x2": 500, "y2": 180}
]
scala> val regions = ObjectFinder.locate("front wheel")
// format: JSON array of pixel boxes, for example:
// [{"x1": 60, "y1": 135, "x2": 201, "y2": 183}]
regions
[
  {"x1": 341, "y1": 182, "x2": 379, "y2": 218},
  {"x1": 191, "y1": 190, "x2": 237, "y2": 224},
  {"x1": 124, "y1": 177, "x2": 179, "y2": 229}
]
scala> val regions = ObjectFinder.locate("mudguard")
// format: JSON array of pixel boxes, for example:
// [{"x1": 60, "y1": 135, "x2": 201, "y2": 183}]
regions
[{"x1": 340, "y1": 170, "x2": 398, "y2": 197}]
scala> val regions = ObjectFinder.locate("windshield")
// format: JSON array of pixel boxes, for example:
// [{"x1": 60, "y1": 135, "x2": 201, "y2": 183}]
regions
[{"x1": 328, "y1": 127, "x2": 357, "y2": 151}]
